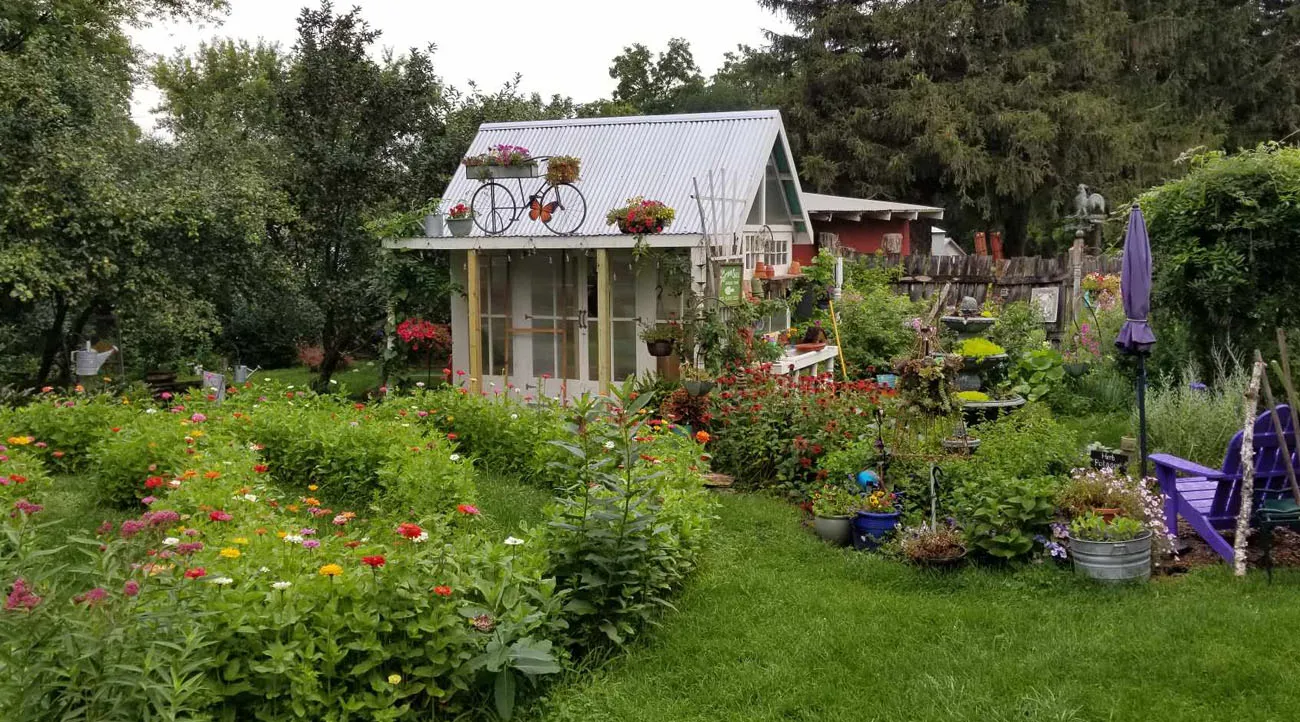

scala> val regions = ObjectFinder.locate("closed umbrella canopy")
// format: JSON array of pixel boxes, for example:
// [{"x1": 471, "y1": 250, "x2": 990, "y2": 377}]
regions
[{"x1": 1116, "y1": 203, "x2": 1157, "y2": 354}]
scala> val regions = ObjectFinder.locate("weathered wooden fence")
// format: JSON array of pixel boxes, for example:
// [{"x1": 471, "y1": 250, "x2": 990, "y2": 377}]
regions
[{"x1": 844, "y1": 252, "x2": 1123, "y2": 336}]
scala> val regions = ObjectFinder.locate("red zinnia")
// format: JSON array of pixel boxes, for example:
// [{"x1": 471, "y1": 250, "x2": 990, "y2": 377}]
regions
[
  {"x1": 144, "y1": 476, "x2": 164, "y2": 489},
  {"x1": 184, "y1": 567, "x2": 206, "y2": 579},
  {"x1": 396, "y1": 522, "x2": 423, "y2": 539},
  {"x1": 253, "y1": 464, "x2": 269, "y2": 474},
  {"x1": 446, "y1": 433, "x2": 457, "y2": 440},
  {"x1": 433, "y1": 585, "x2": 452, "y2": 597},
  {"x1": 456, "y1": 504, "x2": 480, "y2": 516},
  {"x1": 361, "y1": 555, "x2": 386, "y2": 568},
  {"x1": 209, "y1": 510, "x2": 232, "y2": 522}
]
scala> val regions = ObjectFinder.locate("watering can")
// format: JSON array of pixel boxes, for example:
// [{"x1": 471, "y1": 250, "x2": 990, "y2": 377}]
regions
[
  {"x1": 72, "y1": 342, "x2": 116, "y2": 377},
  {"x1": 233, "y1": 365, "x2": 259, "y2": 383}
]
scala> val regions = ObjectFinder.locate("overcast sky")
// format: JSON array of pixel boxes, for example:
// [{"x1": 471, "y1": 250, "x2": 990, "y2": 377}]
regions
[{"x1": 128, "y1": 0, "x2": 791, "y2": 131}]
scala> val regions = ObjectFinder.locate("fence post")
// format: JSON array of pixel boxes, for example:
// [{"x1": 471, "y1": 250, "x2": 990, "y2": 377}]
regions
[{"x1": 1069, "y1": 230, "x2": 1085, "y2": 330}]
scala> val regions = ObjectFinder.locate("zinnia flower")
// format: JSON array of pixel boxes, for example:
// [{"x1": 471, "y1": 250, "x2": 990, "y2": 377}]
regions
[
  {"x1": 433, "y1": 585, "x2": 452, "y2": 597},
  {"x1": 456, "y1": 504, "x2": 480, "y2": 516},
  {"x1": 361, "y1": 555, "x2": 386, "y2": 568},
  {"x1": 318, "y1": 564, "x2": 343, "y2": 577},
  {"x1": 184, "y1": 567, "x2": 206, "y2": 579},
  {"x1": 123, "y1": 580, "x2": 140, "y2": 597},
  {"x1": 219, "y1": 547, "x2": 241, "y2": 559},
  {"x1": 208, "y1": 577, "x2": 234, "y2": 586},
  {"x1": 272, "y1": 581, "x2": 292, "y2": 590},
  {"x1": 209, "y1": 510, "x2": 232, "y2": 522},
  {"x1": 396, "y1": 522, "x2": 424, "y2": 539},
  {"x1": 302, "y1": 539, "x2": 320, "y2": 549}
]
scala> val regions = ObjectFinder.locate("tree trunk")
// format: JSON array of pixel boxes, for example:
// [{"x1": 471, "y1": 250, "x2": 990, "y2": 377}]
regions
[
  {"x1": 1233, "y1": 358, "x2": 1266, "y2": 577},
  {"x1": 34, "y1": 291, "x2": 68, "y2": 388},
  {"x1": 316, "y1": 309, "x2": 341, "y2": 391}
]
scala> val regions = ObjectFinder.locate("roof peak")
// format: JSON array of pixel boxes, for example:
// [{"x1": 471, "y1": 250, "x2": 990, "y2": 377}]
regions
[{"x1": 480, "y1": 109, "x2": 782, "y2": 132}]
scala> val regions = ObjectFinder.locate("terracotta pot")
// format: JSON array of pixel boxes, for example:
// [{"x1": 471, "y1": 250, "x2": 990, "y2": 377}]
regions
[
  {"x1": 794, "y1": 342, "x2": 827, "y2": 353},
  {"x1": 1093, "y1": 507, "x2": 1123, "y2": 523},
  {"x1": 754, "y1": 261, "x2": 767, "y2": 277},
  {"x1": 788, "y1": 261, "x2": 802, "y2": 275}
]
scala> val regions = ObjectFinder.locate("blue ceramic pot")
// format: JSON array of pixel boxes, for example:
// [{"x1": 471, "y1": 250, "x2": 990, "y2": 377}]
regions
[{"x1": 852, "y1": 511, "x2": 901, "y2": 550}]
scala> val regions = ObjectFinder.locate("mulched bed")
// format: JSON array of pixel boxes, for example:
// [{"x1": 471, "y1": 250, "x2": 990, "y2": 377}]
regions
[{"x1": 1157, "y1": 520, "x2": 1300, "y2": 574}]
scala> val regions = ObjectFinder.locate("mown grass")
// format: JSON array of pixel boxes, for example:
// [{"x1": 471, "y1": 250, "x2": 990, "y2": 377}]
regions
[
  {"x1": 256, "y1": 362, "x2": 383, "y2": 395},
  {"x1": 473, "y1": 472, "x2": 552, "y2": 536},
  {"x1": 531, "y1": 493, "x2": 1300, "y2": 722}
]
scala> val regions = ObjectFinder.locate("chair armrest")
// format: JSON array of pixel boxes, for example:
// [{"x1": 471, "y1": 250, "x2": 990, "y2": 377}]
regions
[{"x1": 1149, "y1": 453, "x2": 1227, "y2": 479}]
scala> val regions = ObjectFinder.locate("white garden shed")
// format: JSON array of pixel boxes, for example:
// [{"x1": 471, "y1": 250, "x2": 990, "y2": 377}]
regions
[{"x1": 384, "y1": 110, "x2": 824, "y2": 398}]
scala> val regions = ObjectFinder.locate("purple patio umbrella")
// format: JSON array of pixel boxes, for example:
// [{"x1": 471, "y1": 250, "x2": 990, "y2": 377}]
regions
[{"x1": 1116, "y1": 203, "x2": 1157, "y2": 478}]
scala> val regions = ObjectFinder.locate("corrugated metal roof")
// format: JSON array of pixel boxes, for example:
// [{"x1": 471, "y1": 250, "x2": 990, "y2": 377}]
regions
[
  {"x1": 440, "y1": 110, "x2": 792, "y2": 237},
  {"x1": 804, "y1": 192, "x2": 945, "y2": 220}
]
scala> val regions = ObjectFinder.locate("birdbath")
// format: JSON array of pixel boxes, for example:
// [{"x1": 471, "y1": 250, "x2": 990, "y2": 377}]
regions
[{"x1": 939, "y1": 296, "x2": 1024, "y2": 425}]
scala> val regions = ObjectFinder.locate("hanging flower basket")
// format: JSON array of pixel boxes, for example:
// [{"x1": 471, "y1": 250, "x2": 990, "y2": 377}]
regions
[
  {"x1": 607, "y1": 196, "x2": 675, "y2": 235},
  {"x1": 463, "y1": 144, "x2": 538, "y2": 180},
  {"x1": 545, "y1": 156, "x2": 581, "y2": 184}
]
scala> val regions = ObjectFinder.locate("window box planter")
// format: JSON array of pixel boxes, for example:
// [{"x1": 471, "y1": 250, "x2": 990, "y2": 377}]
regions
[{"x1": 465, "y1": 163, "x2": 538, "y2": 180}]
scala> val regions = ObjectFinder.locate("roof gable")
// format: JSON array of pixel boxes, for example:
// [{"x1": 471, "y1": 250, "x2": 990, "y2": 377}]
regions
[{"x1": 440, "y1": 110, "x2": 807, "y2": 237}]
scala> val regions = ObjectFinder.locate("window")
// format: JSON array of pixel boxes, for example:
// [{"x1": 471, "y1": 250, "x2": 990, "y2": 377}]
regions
[{"x1": 764, "y1": 229, "x2": 790, "y2": 268}]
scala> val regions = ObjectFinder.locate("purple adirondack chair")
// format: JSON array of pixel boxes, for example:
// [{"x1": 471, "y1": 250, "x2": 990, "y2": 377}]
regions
[{"x1": 1152, "y1": 404, "x2": 1297, "y2": 562}]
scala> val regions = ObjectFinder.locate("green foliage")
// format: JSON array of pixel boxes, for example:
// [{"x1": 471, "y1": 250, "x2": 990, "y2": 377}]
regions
[
  {"x1": 1012, "y1": 348, "x2": 1066, "y2": 403},
  {"x1": 1143, "y1": 144, "x2": 1300, "y2": 366},
  {"x1": 1070, "y1": 512, "x2": 1147, "y2": 542},
  {"x1": 955, "y1": 338, "x2": 1006, "y2": 360},
  {"x1": 964, "y1": 404, "x2": 1083, "y2": 480},
  {"x1": 953, "y1": 472, "x2": 1058, "y2": 560},
  {"x1": 895, "y1": 355, "x2": 960, "y2": 417},
  {"x1": 88, "y1": 412, "x2": 190, "y2": 508},
  {"x1": 420, "y1": 388, "x2": 569, "y2": 489},
  {"x1": 832, "y1": 271, "x2": 924, "y2": 376},
  {"x1": 1143, "y1": 359, "x2": 1249, "y2": 468},
  {"x1": 810, "y1": 484, "x2": 857, "y2": 517},
  {"x1": 987, "y1": 302, "x2": 1046, "y2": 359},
  {"x1": 543, "y1": 383, "x2": 714, "y2": 650},
  {"x1": 2, "y1": 396, "x2": 133, "y2": 474}
]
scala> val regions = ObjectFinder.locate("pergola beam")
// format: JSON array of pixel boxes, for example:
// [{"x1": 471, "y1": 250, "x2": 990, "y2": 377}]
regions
[{"x1": 465, "y1": 249, "x2": 483, "y2": 395}]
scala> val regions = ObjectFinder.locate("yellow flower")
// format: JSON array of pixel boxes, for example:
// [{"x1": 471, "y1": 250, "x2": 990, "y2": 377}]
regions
[
  {"x1": 276, "y1": 530, "x2": 288, "y2": 539},
  {"x1": 6, "y1": 436, "x2": 32, "y2": 446},
  {"x1": 303, "y1": 497, "x2": 321, "y2": 507},
  {"x1": 308, "y1": 484, "x2": 319, "y2": 492},
  {"x1": 232, "y1": 537, "x2": 249, "y2": 545},
  {"x1": 319, "y1": 563, "x2": 343, "y2": 577},
  {"x1": 191, "y1": 430, "x2": 204, "y2": 438},
  {"x1": 219, "y1": 548, "x2": 241, "y2": 559},
  {"x1": 387, "y1": 674, "x2": 402, "y2": 685}
]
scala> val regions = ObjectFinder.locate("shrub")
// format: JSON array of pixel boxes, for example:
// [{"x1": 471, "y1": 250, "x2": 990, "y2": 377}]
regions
[
  {"x1": 543, "y1": 383, "x2": 713, "y2": 650},
  {"x1": 1143, "y1": 359, "x2": 1248, "y2": 467},
  {"x1": 987, "y1": 300, "x2": 1046, "y2": 358},
  {"x1": 419, "y1": 388, "x2": 568, "y2": 488},
  {"x1": 966, "y1": 404, "x2": 1082, "y2": 479},
  {"x1": 832, "y1": 280, "x2": 924, "y2": 376},
  {"x1": 952, "y1": 472, "x2": 1058, "y2": 560},
  {"x1": 87, "y1": 412, "x2": 192, "y2": 508},
  {"x1": 2, "y1": 395, "x2": 133, "y2": 473}
]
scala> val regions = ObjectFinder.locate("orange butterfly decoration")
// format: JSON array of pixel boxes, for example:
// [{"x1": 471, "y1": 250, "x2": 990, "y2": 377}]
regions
[{"x1": 529, "y1": 198, "x2": 560, "y2": 223}]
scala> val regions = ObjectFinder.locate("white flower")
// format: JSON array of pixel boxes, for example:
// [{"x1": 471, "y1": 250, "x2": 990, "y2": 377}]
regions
[
  {"x1": 259, "y1": 566, "x2": 270, "y2": 573},
  {"x1": 162, "y1": 537, "x2": 179, "y2": 546},
  {"x1": 412, "y1": 531, "x2": 429, "y2": 543},
  {"x1": 510, "y1": 413, "x2": 518, "y2": 420},
  {"x1": 416, "y1": 382, "x2": 425, "y2": 388},
  {"x1": 243, "y1": 494, "x2": 258, "y2": 502},
  {"x1": 284, "y1": 534, "x2": 304, "y2": 545},
  {"x1": 604, "y1": 441, "x2": 615, "y2": 450},
  {"x1": 329, "y1": 379, "x2": 338, "y2": 385},
  {"x1": 168, "y1": 479, "x2": 181, "y2": 488},
  {"x1": 209, "y1": 576, "x2": 234, "y2": 586},
  {"x1": 272, "y1": 581, "x2": 292, "y2": 590},
  {"x1": 360, "y1": 537, "x2": 370, "y2": 543},
  {"x1": 144, "y1": 408, "x2": 158, "y2": 414},
  {"x1": 287, "y1": 385, "x2": 294, "y2": 389},
  {"x1": 504, "y1": 536, "x2": 525, "y2": 546},
  {"x1": 264, "y1": 377, "x2": 272, "y2": 382},
  {"x1": 449, "y1": 454, "x2": 461, "y2": 462}
]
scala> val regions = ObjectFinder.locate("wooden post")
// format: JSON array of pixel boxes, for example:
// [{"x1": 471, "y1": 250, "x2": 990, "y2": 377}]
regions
[
  {"x1": 1233, "y1": 358, "x2": 1266, "y2": 577},
  {"x1": 1256, "y1": 350, "x2": 1300, "y2": 505},
  {"x1": 466, "y1": 250, "x2": 483, "y2": 396},
  {"x1": 596, "y1": 248, "x2": 612, "y2": 394},
  {"x1": 1069, "y1": 230, "x2": 1085, "y2": 330}
]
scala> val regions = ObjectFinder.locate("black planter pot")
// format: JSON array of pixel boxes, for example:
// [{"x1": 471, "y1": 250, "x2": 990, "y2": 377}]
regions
[
  {"x1": 617, "y1": 219, "x2": 665, "y2": 234},
  {"x1": 646, "y1": 339, "x2": 675, "y2": 357}
]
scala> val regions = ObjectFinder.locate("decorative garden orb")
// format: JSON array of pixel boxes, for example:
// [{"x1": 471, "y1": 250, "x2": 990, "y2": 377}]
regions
[
  {"x1": 959, "y1": 296, "x2": 980, "y2": 316},
  {"x1": 855, "y1": 469, "x2": 882, "y2": 490}
]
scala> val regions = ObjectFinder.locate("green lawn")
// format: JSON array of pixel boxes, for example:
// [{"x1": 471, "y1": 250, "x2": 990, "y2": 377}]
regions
[
  {"x1": 532, "y1": 493, "x2": 1300, "y2": 722},
  {"x1": 257, "y1": 362, "x2": 383, "y2": 394}
]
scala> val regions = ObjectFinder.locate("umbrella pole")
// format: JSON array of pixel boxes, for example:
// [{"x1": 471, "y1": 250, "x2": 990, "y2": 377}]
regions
[{"x1": 1138, "y1": 353, "x2": 1149, "y2": 480}]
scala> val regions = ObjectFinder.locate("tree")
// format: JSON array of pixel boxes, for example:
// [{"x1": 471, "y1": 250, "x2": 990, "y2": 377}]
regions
[
  {"x1": 276, "y1": 2, "x2": 442, "y2": 387},
  {"x1": 608, "y1": 38, "x2": 705, "y2": 114}
]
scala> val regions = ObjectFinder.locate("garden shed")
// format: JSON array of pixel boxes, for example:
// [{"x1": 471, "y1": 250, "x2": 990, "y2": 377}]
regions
[{"x1": 385, "y1": 110, "x2": 834, "y2": 398}]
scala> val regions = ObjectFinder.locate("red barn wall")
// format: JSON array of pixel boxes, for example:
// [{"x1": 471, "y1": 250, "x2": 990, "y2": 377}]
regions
[{"x1": 813, "y1": 218, "x2": 912, "y2": 256}]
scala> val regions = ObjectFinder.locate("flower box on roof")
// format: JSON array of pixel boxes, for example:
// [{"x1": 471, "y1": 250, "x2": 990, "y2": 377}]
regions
[{"x1": 463, "y1": 144, "x2": 538, "y2": 180}]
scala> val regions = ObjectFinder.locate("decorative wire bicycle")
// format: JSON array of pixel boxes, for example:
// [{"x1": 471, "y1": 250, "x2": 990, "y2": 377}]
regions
[{"x1": 468, "y1": 156, "x2": 588, "y2": 236}]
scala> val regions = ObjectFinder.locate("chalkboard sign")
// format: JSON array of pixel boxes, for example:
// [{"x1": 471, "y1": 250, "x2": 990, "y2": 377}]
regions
[
  {"x1": 1090, "y1": 448, "x2": 1129, "y2": 471},
  {"x1": 718, "y1": 263, "x2": 743, "y2": 306}
]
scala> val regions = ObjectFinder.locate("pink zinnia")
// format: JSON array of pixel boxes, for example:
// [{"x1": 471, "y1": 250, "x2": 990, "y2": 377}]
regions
[
  {"x1": 302, "y1": 539, "x2": 321, "y2": 549},
  {"x1": 190, "y1": 413, "x2": 206, "y2": 423},
  {"x1": 208, "y1": 510, "x2": 232, "y2": 522},
  {"x1": 456, "y1": 504, "x2": 480, "y2": 516},
  {"x1": 119, "y1": 519, "x2": 147, "y2": 538},
  {"x1": 123, "y1": 580, "x2": 140, "y2": 597}
]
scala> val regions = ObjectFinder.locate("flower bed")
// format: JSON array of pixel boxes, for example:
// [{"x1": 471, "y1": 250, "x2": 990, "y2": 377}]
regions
[{"x1": 0, "y1": 381, "x2": 713, "y2": 720}]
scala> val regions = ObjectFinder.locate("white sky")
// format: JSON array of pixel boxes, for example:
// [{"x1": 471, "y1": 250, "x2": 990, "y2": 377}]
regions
[{"x1": 128, "y1": 0, "x2": 791, "y2": 131}]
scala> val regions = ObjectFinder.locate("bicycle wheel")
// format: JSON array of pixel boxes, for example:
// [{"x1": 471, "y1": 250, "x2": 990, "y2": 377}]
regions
[
  {"x1": 470, "y1": 182, "x2": 517, "y2": 236},
  {"x1": 540, "y1": 182, "x2": 588, "y2": 236}
]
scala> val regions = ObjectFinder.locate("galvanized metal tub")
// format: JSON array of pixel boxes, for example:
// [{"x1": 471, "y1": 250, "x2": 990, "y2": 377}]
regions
[{"x1": 1071, "y1": 530, "x2": 1152, "y2": 583}]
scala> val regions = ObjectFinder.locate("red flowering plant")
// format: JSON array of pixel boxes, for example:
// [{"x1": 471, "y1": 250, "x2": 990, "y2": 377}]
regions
[
  {"x1": 606, "y1": 196, "x2": 676, "y2": 235},
  {"x1": 445, "y1": 202, "x2": 473, "y2": 221},
  {"x1": 462, "y1": 144, "x2": 534, "y2": 168},
  {"x1": 703, "y1": 365, "x2": 892, "y2": 499}
]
